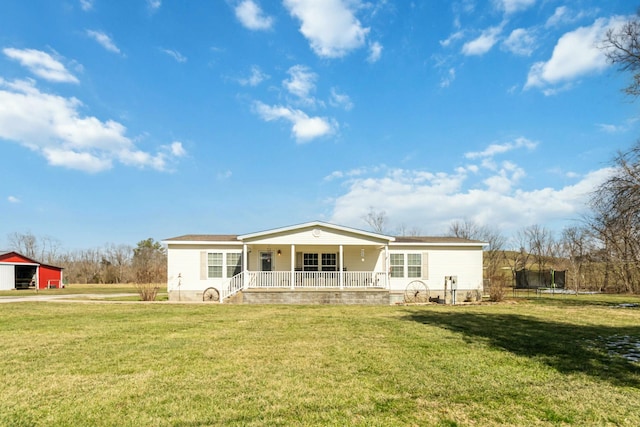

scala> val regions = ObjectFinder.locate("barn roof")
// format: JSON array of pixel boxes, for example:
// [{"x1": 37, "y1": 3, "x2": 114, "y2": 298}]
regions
[{"x1": 0, "y1": 251, "x2": 63, "y2": 269}]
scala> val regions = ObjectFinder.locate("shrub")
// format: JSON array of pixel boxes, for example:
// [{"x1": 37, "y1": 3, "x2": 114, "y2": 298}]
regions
[
  {"x1": 488, "y1": 276, "x2": 507, "y2": 302},
  {"x1": 135, "y1": 283, "x2": 159, "y2": 301}
]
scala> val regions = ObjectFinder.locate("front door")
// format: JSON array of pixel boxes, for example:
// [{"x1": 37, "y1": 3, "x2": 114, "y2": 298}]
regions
[{"x1": 260, "y1": 251, "x2": 273, "y2": 272}]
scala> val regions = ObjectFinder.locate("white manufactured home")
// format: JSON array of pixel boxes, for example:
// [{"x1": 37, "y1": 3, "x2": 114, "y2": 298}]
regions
[{"x1": 163, "y1": 221, "x2": 485, "y2": 304}]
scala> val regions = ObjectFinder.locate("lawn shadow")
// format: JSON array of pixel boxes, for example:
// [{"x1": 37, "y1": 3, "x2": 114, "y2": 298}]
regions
[{"x1": 403, "y1": 309, "x2": 640, "y2": 388}]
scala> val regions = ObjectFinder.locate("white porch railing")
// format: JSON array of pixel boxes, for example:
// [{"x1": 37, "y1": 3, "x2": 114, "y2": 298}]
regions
[
  {"x1": 250, "y1": 271, "x2": 291, "y2": 288},
  {"x1": 219, "y1": 271, "x2": 247, "y2": 302},
  {"x1": 254, "y1": 271, "x2": 386, "y2": 289},
  {"x1": 220, "y1": 271, "x2": 387, "y2": 303}
]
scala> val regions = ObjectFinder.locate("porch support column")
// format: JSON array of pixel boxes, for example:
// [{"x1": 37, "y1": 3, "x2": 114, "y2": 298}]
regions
[
  {"x1": 339, "y1": 245, "x2": 344, "y2": 290},
  {"x1": 290, "y1": 244, "x2": 295, "y2": 290},
  {"x1": 243, "y1": 244, "x2": 248, "y2": 290},
  {"x1": 384, "y1": 244, "x2": 389, "y2": 289}
]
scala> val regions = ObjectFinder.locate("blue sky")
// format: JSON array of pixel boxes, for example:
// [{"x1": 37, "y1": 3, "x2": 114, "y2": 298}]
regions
[{"x1": 0, "y1": 0, "x2": 637, "y2": 250}]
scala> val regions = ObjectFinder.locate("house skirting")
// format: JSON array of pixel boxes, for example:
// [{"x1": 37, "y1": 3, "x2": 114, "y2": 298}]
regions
[{"x1": 241, "y1": 288, "x2": 390, "y2": 305}]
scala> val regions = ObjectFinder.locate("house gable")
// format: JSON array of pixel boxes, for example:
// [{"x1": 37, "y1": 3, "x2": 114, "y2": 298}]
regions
[{"x1": 238, "y1": 221, "x2": 394, "y2": 246}]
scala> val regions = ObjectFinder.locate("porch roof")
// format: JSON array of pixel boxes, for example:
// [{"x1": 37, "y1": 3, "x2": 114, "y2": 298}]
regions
[{"x1": 237, "y1": 221, "x2": 394, "y2": 242}]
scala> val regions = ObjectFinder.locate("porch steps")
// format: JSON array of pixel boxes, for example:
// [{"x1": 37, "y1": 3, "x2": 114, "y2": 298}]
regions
[{"x1": 237, "y1": 288, "x2": 390, "y2": 305}]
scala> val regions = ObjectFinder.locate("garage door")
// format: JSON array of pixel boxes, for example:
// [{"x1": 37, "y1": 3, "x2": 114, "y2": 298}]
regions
[{"x1": 0, "y1": 264, "x2": 16, "y2": 290}]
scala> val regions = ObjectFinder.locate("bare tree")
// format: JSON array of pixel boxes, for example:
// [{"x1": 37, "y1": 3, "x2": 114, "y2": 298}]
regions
[
  {"x1": 362, "y1": 207, "x2": 388, "y2": 234},
  {"x1": 559, "y1": 226, "x2": 593, "y2": 293},
  {"x1": 522, "y1": 224, "x2": 557, "y2": 273},
  {"x1": 448, "y1": 219, "x2": 483, "y2": 240},
  {"x1": 602, "y1": 13, "x2": 640, "y2": 97},
  {"x1": 7, "y1": 232, "x2": 60, "y2": 262},
  {"x1": 396, "y1": 223, "x2": 421, "y2": 237},
  {"x1": 588, "y1": 147, "x2": 640, "y2": 293},
  {"x1": 103, "y1": 243, "x2": 133, "y2": 284},
  {"x1": 7, "y1": 231, "x2": 38, "y2": 259}
]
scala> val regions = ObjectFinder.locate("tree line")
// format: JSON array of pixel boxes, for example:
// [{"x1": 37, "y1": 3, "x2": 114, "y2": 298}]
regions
[{"x1": 5, "y1": 232, "x2": 167, "y2": 285}]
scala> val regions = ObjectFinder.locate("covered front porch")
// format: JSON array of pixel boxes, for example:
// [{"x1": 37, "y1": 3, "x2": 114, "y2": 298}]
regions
[
  {"x1": 240, "y1": 242, "x2": 388, "y2": 287},
  {"x1": 220, "y1": 270, "x2": 389, "y2": 303},
  {"x1": 243, "y1": 270, "x2": 387, "y2": 289},
  {"x1": 217, "y1": 239, "x2": 391, "y2": 301}
]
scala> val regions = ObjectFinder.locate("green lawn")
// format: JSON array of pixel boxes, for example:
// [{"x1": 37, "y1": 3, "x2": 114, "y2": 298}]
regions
[
  {"x1": 1, "y1": 296, "x2": 640, "y2": 426},
  {"x1": 0, "y1": 283, "x2": 141, "y2": 296}
]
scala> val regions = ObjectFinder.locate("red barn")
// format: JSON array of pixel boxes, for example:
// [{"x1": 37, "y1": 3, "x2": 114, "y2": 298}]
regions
[{"x1": 0, "y1": 251, "x2": 64, "y2": 290}]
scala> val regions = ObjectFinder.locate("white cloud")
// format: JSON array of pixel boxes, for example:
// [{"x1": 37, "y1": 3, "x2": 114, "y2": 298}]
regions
[
  {"x1": 324, "y1": 166, "x2": 376, "y2": 181},
  {"x1": 494, "y1": 0, "x2": 536, "y2": 15},
  {"x1": 161, "y1": 48, "x2": 187, "y2": 63},
  {"x1": 253, "y1": 101, "x2": 336, "y2": 142},
  {"x1": 147, "y1": 0, "x2": 161, "y2": 11},
  {"x1": 0, "y1": 78, "x2": 185, "y2": 173},
  {"x1": 79, "y1": 0, "x2": 94, "y2": 11},
  {"x1": 546, "y1": 6, "x2": 568, "y2": 28},
  {"x1": 3, "y1": 48, "x2": 79, "y2": 84},
  {"x1": 462, "y1": 24, "x2": 504, "y2": 56},
  {"x1": 328, "y1": 164, "x2": 613, "y2": 237},
  {"x1": 440, "y1": 30, "x2": 465, "y2": 48},
  {"x1": 283, "y1": 65, "x2": 317, "y2": 103},
  {"x1": 545, "y1": 6, "x2": 591, "y2": 28},
  {"x1": 217, "y1": 170, "x2": 232, "y2": 180},
  {"x1": 440, "y1": 68, "x2": 456, "y2": 88},
  {"x1": 465, "y1": 137, "x2": 538, "y2": 159},
  {"x1": 525, "y1": 16, "x2": 626, "y2": 92},
  {"x1": 168, "y1": 141, "x2": 186, "y2": 157},
  {"x1": 367, "y1": 41, "x2": 382, "y2": 63},
  {"x1": 235, "y1": 0, "x2": 274, "y2": 30},
  {"x1": 238, "y1": 65, "x2": 269, "y2": 86},
  {"x1": 283, "y1": 0, "x2": 370, "y2": 58},
  {"x1": 329, "y1": 88, "x2": 353, "y2": 111},
  {"x1": 7, "y1": 195, "x2": 20, "y2": 203},
  {"x1": 44, "y1": 148, "x2": 113, "y2": 172},
  {"x1": 86, "y1": 30, "x2": 121, "y2": 54},
  {"x1": 502, "y1": 28, "x2": 535, "y2": 56},
  {"x1": 597, "y1": 123, "x2": 624, "y2": 133}
]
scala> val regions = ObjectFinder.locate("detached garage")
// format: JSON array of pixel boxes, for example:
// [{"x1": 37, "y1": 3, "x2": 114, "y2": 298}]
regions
[{"x1": 0, "y1": 251, "x2": 64, "y2": 290}]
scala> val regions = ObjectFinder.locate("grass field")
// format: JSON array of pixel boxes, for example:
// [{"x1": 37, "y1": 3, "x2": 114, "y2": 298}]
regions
[
  {"x1": 1, "y1": 295, "x2": 640, "y2": 426},
  {"x1": 0, "y1": 283, "x2": 168, "y2": 301},
  {"x1": 0, "y1": 283, "x2": 140, "y2": 296}
]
